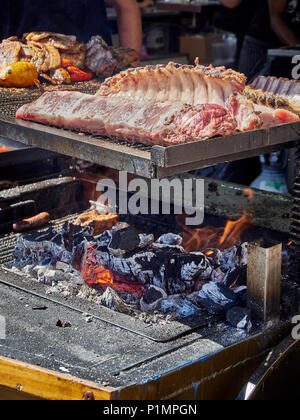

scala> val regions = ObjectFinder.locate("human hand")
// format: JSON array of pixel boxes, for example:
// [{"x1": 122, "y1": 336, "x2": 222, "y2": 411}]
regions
[{"x1": 138, "y1": 0, "x2": 154, "y2": 8}]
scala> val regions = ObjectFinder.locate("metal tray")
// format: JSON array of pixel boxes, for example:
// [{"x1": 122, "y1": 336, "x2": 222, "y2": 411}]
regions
[{"x1": 0, "y1": 103, "x2": 299, "y2": 178}]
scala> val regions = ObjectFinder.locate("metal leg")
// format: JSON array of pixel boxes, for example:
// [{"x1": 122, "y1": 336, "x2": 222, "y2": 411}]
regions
[{"x1": 290, "y1": 142, "x2": 300, "y2": 283}]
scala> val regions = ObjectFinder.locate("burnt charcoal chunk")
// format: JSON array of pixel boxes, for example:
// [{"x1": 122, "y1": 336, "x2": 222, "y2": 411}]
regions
[
  {"x1": 61, "y1": 222, "x2": 93, "y2": 251},
  {"x1": 160, "y1": 295, "x2": 200, "y2": 318},
  {"x1": 156, "y1": 233, "x2": 183, "y2": 246},
  {"x1": 140, "y1": 285, "x2": 167, "y2": 312},
  {"x1": 226, "y1": 307, "x2": 252, "y2": 330},
  {"x1": 217, "y1": 283, "x2": 239, "y2": 305},
  {"x1": 108, "y1": 226, "x2": 140, "y2": 256},
  {"x1": 197, "y1": 297, "x2": 227, "y2": 315},
  {"x1": 224, "y1": 266, "x2": 247, "y2": 289},
  {"x1": 143, "y1": 286, "x2": 166, "y2": 305},
  {"x1": 98, "y1": 287, "x2": 135, "y2": 315}
]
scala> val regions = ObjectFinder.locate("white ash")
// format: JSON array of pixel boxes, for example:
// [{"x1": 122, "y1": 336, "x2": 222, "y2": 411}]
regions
[
  {"x1": 46, "y1": 281, "x2": 80, "y2": 297},
  {"x1": 136, "y1": 311, "x2": 178, "y2": 325},
  {"x1": 156, "y1": 233, "x2": 183, "y2": 246},
  {"x1": 139, "y1": 233, "x2": 154, "y2": 248},
  {"x1": 197, "y1": 282, "x2": 235, "y2": 306},
  {"x1": 97, "y1": 287, "x2": 136, "y2": 316},
  {"x1": 159, "y1": 295, "x2": 201, "y2": 319},
  {"x1": 77, "y1": 284, "x2": 103, "y2": 301}
]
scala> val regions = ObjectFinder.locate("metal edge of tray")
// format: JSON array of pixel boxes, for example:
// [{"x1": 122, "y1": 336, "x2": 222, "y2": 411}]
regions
[
  {"x1": 1, "y1": 115, "x2": 300, "y2": 179},
  {"x1": 0, "y1": 117, "x2": 155, "y2": 178},
  {"x1": 151, "y1": 122, "x2": 300, "y2": 177}
]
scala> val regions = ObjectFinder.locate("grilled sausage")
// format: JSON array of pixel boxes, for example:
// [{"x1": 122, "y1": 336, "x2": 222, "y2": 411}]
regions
[{"x1": 13, "y1": 212, "x2": 50, "y2": 232}]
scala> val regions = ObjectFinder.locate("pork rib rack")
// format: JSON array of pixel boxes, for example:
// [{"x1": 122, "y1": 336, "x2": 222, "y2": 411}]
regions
[
  {"x1": 16, "y1": 63, "x2": 266, "y2": 144},
  {"x1": 16, "y1": 91, "x2": 238, "y2": 146},
  {"x1": 96, "y1": 63, "x2": 247, "y2": 107}
]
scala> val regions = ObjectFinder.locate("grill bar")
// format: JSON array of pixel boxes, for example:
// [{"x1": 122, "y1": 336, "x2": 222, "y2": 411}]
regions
[{"x1": 290, "y1": 142, "x2": 300, "y2": 283}]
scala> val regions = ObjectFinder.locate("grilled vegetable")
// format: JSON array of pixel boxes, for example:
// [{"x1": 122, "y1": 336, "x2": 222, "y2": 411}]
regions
[
  {"x1": 61, "y1": 58, "x2": 93, "y2": 82},
  {"x1": 0, "y1": 61, "x2": 38, "y2": 87},
  {"x1": 67, "y1": 66, "x2": 93, "y2": 82}
]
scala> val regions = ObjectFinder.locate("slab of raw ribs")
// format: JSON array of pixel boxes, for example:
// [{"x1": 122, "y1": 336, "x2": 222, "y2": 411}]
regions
[{"x1": 16, "y1": 63, "x2": 299, "y2": 146}]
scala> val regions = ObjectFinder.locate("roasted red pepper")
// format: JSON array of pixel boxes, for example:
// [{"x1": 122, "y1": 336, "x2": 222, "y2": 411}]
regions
[
  {"x1": 61, "y1": 58, "x2": 93, "y2": 82},
  {"x1": 66, "y1": 66, "x2": 93, "y2": 82}
]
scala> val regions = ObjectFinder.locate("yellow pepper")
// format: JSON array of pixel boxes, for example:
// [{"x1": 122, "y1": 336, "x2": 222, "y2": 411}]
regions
[{"x1": 0, "y1": 62, "x2": 38, "y2": 88}]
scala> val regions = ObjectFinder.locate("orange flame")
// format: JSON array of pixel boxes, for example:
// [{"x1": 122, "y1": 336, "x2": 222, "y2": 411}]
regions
[
  {"x1": 244, "y1": 187, "x2": 254, "y2": 200},
  {"x1": 178, "y1": 212, "x2": 252, "y2": 252},
  {"x1": 205, "y1": 251, "x2": 214, "y2": 256}
]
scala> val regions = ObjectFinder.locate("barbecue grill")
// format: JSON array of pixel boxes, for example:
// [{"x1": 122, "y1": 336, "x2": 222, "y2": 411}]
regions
[{"x1": 0, "y1": 84, "x2": 299, "y2": 400}]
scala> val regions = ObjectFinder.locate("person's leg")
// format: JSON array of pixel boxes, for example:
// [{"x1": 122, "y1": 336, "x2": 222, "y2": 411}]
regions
[{"x1": 238, "y1": 35, "x2": 269, "y2": 82}]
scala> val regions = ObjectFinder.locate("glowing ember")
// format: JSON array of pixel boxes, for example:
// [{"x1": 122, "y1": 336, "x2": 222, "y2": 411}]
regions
[
  {"x1": 81, "y1": 244, "x2": 146, "y2": 297},
  {"x1": 205, "y1": 251, "x2": 214, "y2": 256}
]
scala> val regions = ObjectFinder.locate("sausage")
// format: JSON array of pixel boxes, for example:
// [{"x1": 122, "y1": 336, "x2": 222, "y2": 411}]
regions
[{"x1": 13, "y1": 212, "x2": 50, "y2": 232}]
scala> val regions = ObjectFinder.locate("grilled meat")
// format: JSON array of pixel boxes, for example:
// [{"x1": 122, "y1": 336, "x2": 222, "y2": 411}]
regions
[
  {"x1": 24, "y1": 32, "x2": 77, "y2": 46},
  {"x1": 13, "y1": 212, "x2": 50, "y2": 232},
  {"x1": 15, "y1": 91, "x2": 238, "y2": 146},
  {"x1": 244, "y1": 76, "x2": 300, "y2": 115},
  {"x1": 96, "y1": 63, "x2": 247, "y2": 106},
  {"x1": 60, "y1": 48, "x2": 86, "y2": 69},
  {"x1": 0, "y1": 39, "x2": 22, "y2": 67},
  {"x1": 85, "y1": 35, "x2": 139, "y2": 77},
  {"x1": 74, "y1": 210, "x2": 118, "y2": 235},
  {"x1": 48, "y1": 67, "x2": 71, "y2": 84},
  {"x1": 85, "y1": 35, "x2": 118, "y2": 77},
  {"x1": 0, "y1": 32, "x2": 87, "y2": 84}
]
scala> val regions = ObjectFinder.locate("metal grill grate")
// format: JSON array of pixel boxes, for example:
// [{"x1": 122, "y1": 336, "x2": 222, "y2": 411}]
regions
[
  {"x1": 290, "y1": 142, "x2": 300, "y2": 283},
  {"x1": 0, "y1": 213, "x2": 81, "y2": 266},
  {"x1": 0, "y1": 79, "x2": 104, "y2": 105},
  {"x1": 0, "y1": 99, "x2": 152, "y2": 153}
]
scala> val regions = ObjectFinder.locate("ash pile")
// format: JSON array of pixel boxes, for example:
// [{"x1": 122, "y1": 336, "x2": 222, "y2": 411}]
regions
[{"x1": 8, "y1": 221, "x2": 253, "y2": 330}]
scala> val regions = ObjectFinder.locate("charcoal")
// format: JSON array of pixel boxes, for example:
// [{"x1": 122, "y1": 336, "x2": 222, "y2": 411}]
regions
[
  {"x1": 90, "y1": 242, "x2": 212, "y2": 294},
  {"x1": 12, "y1": 222, "x2": 94, "y2": 270},
  {"x1": 108, "y1": 226, "x2": 140, "y2": 256},
  {"x1": 234, "y1": 286, "x2": 248, "y2": 306},
  {"x1": 94, "y1": 230, "x2": 112, "y2": 246},
  {"x1": 211, "y1": 267, "x2": 226, "y2": 283},
  {"x1": 140, "y1": 285, "x2": 167, "y2": 312},
  {"x1": 196, "y1": 297, "x2": 227, "y2": 315},
  {"x1": 34, "y1": 267, "x2": 58, "y2": 285},
  {"x1": 219, "y1": 243, "x2": 248, "y2": 272},
  {"x1": 46, "y1": 281, "x2": 80, "y2": 297},
  {"x1": 224, "y1": 266, "x2": 247, "y2": 289},
  {"x1": 159, "y1": 295, "x2": 200, "y2": 319},
  {"x1": 139, "y1": 233, "x2": 154, "y2": 248},
  {"x1": 97, "y1": 287, "x2": 135, "y2": 315},
  {"x1": 156, "y1": 233, "x2": 183, "y2": 246},
  {"x1": 196, "y1": 282, "x2": 238, "y2": 310},
  {"x1": 112, "y1": 222, "x2": 130, "y2": 232},
  {"x1": 217, "y1": 283, "x2": 240, "y2": 304},
  {"x1": 203, "y1": 248, "x2": 222, "y2": 266},
  {"x1": 226, "y1": 307, "x2": 252, "y2": 331},
  {"x1": 60, "y1": 222, "x2": 94, "y2": 251},
  {"x1": 77, "y1": 284, "x2": 102, "y2": 301}
]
